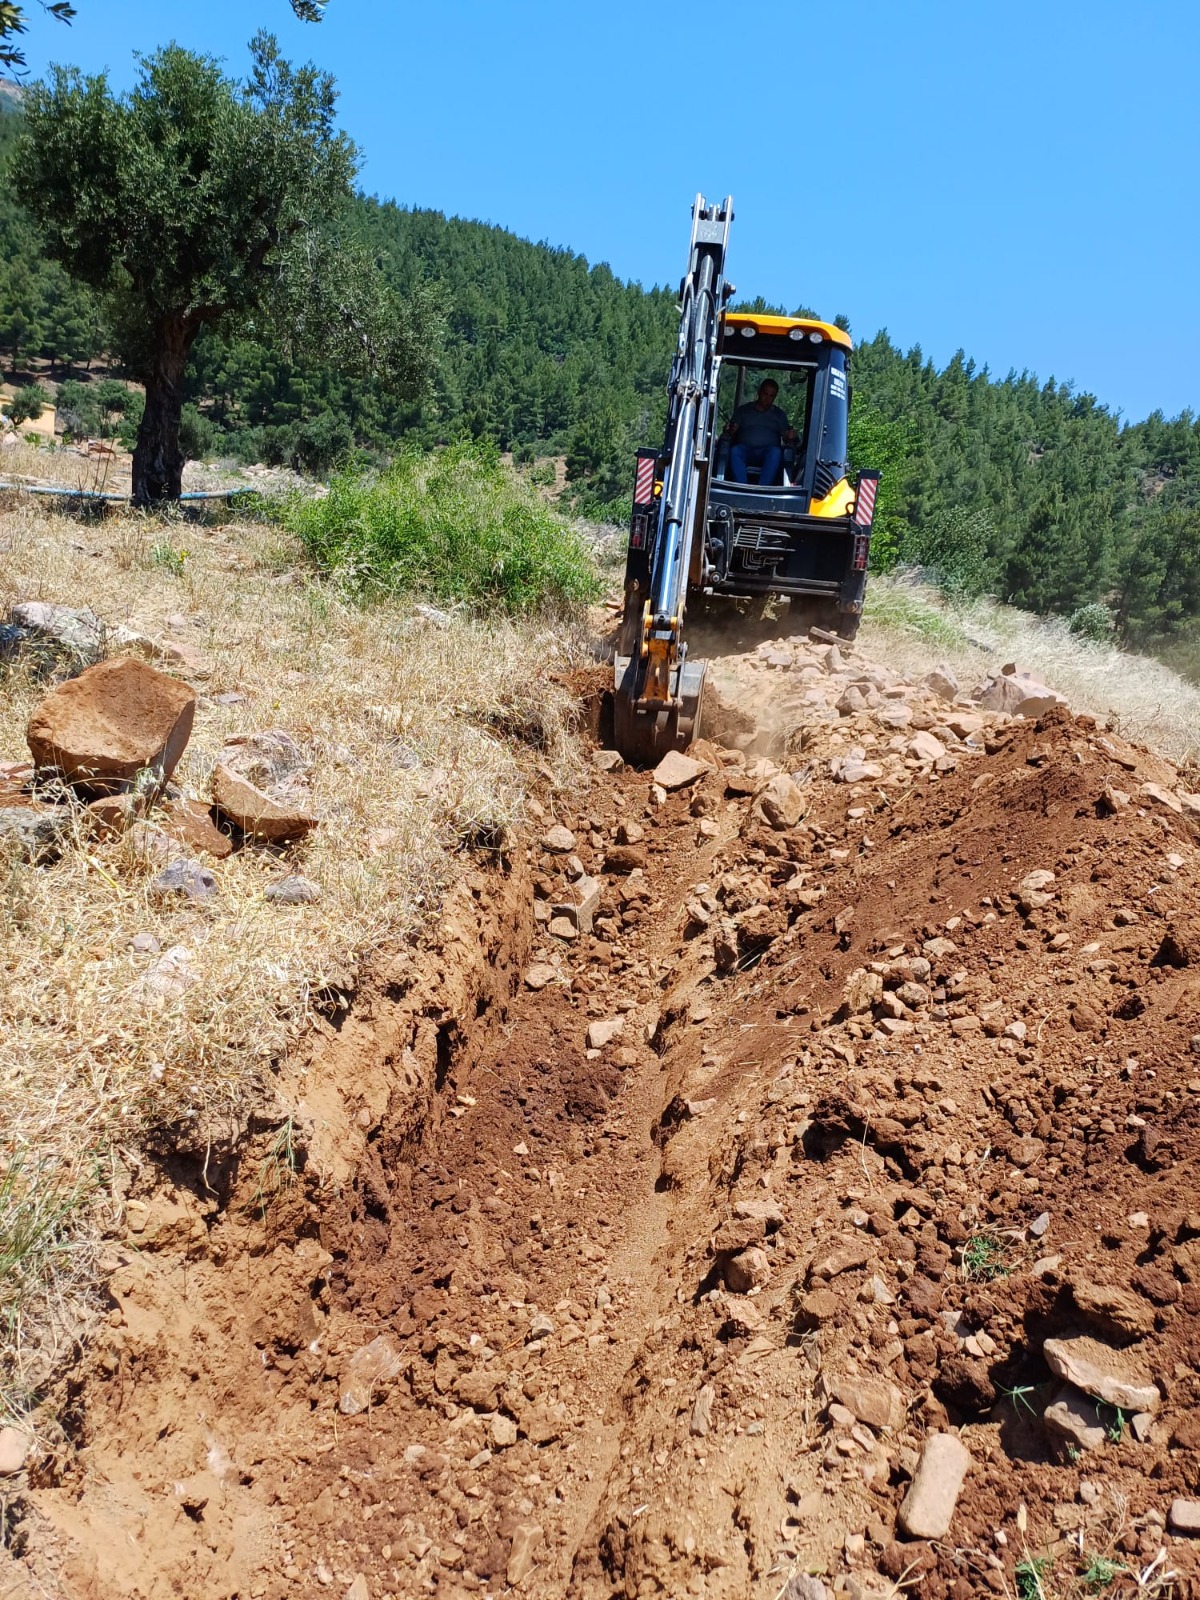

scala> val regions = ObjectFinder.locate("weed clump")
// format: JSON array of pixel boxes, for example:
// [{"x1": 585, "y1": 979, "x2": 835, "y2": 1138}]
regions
[
  {"x1": 276, "y1": 443, "x2": 601, "y2": 614},
  {"x1": 962, "y1": 1232, "x2": 1010, "y2": 1281}
]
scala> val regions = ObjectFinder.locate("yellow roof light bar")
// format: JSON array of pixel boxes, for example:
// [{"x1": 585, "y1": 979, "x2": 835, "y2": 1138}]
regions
[{"x1": 722, "y1": 312, "x2": 852, "y2": 350}]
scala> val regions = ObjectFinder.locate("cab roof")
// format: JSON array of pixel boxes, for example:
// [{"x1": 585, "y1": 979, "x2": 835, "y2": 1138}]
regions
[{"x1": 722, "y1": 312, "x2": 853, "y2": 351}]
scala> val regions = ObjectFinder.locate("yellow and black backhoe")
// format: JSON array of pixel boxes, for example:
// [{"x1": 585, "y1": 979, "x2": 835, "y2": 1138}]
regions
[{"x1": 613, "y1": 193, "x2": 880, "y2": 764}]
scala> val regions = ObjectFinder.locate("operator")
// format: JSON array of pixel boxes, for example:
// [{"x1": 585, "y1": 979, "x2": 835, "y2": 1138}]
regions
[{"x1": 724, "y1": 379, "x2": 797, "y2": 485}]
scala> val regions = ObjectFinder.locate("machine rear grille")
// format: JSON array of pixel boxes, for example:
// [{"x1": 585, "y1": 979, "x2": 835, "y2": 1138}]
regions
[
  {"x1": 813, "y1": 458, "x2": 841, "y2": 498},
  {"x1": 733, "y1": 524, "x2": 792, "y2": 555}
]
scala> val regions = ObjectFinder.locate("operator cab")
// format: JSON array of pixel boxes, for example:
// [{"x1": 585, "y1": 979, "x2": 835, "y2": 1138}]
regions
[
  {"x1": 713, "y1": 364, "x2": 811, "y2": 487},
  {"x1": 713, "y1": 313, "x2": 851, "y2": 510}
]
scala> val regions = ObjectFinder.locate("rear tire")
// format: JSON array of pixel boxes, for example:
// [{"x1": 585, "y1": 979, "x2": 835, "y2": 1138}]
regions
[{"x1": 835, "y1": 610, "x2": 861, "y2": 643}]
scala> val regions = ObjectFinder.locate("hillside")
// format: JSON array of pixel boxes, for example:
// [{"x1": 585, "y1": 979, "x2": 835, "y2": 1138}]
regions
[{"x1": 2, "y1": 98, "x2": 1200, "y2": 666}]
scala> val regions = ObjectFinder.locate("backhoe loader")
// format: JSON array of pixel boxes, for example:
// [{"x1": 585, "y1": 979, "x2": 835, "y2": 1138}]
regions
[{"x1": 614, "y1": 194, "x2": 879, "y2": 764}]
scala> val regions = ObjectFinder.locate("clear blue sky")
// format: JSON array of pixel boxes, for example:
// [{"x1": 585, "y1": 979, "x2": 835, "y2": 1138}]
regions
[{"x1": 21, "y1": 0, "x2": 1200, "y2": 423}]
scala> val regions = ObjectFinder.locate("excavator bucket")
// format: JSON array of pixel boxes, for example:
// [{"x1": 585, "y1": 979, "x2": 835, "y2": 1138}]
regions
[{"x1": 612, "y1": 652, "x2": 706, "y2": 766}]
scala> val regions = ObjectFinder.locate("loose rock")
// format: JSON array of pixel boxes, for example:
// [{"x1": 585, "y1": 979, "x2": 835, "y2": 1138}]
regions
[
  {"x1": 1043, "y1": 1334, "x2": 1160, "y2": 1413},
  {"x1": 690, "y1": 1383, "x2": 715, "y2": 1436},
  {"x1": 908, "y1": 730, "x2": 947, "y2": 763},
  {"x1": 339, "y1": 1333, "x2": 403, "y2": 1415},
  {"x1": 0, "y1": 805, "x2": 73, "y2": 863},
  {"x1": 1070, "y1": 1278, "x2": 1155, "y2": 1339},
  {"x1": 898, "y1": 1432, "x2": 971, "y2": 1539},
  {"x1": 0, "y1": 1427, "x2": 32, "y2": 1476},
  {"x1": 130, "y1": 945, "x2": 200, "y2": 1004},
  {"x1": 211, "y1": 763, "x2": 317, "y2": 843},
  {"x1": 923, "y1": 666, "x2": 959, "y2": 702},
  {"x1": 540, "y1": 824, "x2": 576, "y2": 853},
  {"x1": 9, "y1": 600, "x2": 102, "y2": 668},
  {"x1": 603, "y1": 844, "x2": 646, "y2": 874},
  {"x1": 586, "y1": 1017, "x2": 624, "y2": 1050},
  {"x1": 756, "y1": 771, "x2": 805, "y2": 830},
  {"x1": 725, "y1": 1246, "x2": 770, "y2": 1293},
  {"x1": 653, "y1": 749, "x2": 708, "y2": 790},
  {"x1": 782, "y1": 1577, "x2": 831, "y2": 1600},
  {"x1": 1043, "y1": 1386, "x2": 1107, "y2": 1452},
  {"x1": 265, "y1": 875, "x2": 321, "y2": 905},
  {"x1": 507, "y1": 1523, "x2": 544, "y2": 1585},
  {"x1": 161, "y1": 797, "x2": 233, "y2": 860},
  {"x1": 832, "y1": 1376, "x2": 905, "y2": 1431},
  {"x1": 1168, "y1": 1499, "x2": 1200, "y2": 1535},
  {"x1": 490, "y1": 1413, "x2": 518, "y2": 1448},
  {"x1": 27, "y1": 656, "x2": 196, "y2": 792},
  {"x1": 149, "y1": 858, "x2": 218, "y2": 904},
  {"x1": 836, "y1": 759, "x2": 885, "y2": 784}
]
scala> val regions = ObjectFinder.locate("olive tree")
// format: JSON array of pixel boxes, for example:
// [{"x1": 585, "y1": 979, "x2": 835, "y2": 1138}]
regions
[{"x1": 12, "y1": 32, "x2": 431, "y2": 503}]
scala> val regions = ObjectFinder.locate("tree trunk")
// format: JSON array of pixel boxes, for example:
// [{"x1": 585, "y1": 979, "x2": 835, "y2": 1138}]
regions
[{"x1": 132, "y1": 316, "x2": 195, "y2": 506}]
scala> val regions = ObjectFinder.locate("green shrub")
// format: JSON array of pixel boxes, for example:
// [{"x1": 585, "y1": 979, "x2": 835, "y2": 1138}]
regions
[
  {"x1": 7, "y1": 385, "x2": 46, "y2": 425},
  {"x1": 55, "y1": 379, "x2": 100, "y2": 438},
  {"x1": 179, "y1": 404, "x2": 216, "y2": 461},
  {"x1": 277, "y1": 443, "x2": 600, "y2": 614},
  {"x1": 1068, "y1": 601, "x2": 1114, "y2": 642},
  {"x1": 226, "y1": 426, "x2": 265, "y2": 464},
  {"x1": 292, "y1": 411, "x2": 353, "y2": 473}
]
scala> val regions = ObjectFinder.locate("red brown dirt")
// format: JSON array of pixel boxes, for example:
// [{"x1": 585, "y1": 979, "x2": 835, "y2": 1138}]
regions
[{"x1": 7, "y1": 658, "x2": 1200, "y2": 1600}]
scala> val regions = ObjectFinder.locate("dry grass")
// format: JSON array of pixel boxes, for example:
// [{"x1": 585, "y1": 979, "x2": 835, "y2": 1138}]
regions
[
  {"x1": 863, "y1": 574, "x2": 1200, "y2": 768},
  {"x1": 0, "y1": 494, "x2": 586, "y2": 1413}
]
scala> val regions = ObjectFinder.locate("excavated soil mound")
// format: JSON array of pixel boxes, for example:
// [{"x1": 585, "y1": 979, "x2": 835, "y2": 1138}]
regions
[{"x1": 8, "y1": 635, "x2": 1200, "y2": 1600}]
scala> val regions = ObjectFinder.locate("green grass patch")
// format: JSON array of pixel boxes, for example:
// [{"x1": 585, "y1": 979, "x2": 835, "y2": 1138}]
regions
[
  {"x1": 962, "y1": 1232, "x2": 1010, "y2": 1281},
  {"x1": 1015, "y1": 1554, "x2": 1053, "y2": 1600},
  {"x1": 276, "y1": 443, "x2": 601, "y2": 615},
  {"x1": 862, "y1": 577, "x2": 974, "y2": 650},
  {"x1": 1080, "y1": 1555, "x2": 1124, "y2": 1591}
]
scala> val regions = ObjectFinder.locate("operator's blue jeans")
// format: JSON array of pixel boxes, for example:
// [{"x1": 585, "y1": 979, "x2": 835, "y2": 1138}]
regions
[{"x1": 729, "y1": 443, "x2": 782, "y2": 485}]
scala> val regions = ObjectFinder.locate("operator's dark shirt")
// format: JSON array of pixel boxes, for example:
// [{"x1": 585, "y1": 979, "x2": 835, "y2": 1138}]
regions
[{"x1": 731, "y1": 401, "x2": 790, "y2": 452}]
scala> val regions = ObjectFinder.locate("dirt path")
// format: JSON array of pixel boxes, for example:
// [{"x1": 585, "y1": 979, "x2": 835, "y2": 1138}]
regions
[{"x1": 8, "y1": 625, "x2": 1200, "y2": 1600}]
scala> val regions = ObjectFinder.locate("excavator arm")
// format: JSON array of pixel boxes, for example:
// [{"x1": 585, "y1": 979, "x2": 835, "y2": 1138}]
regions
[{"x1": 613, "y1": 194, "x2": 733, "y2": 764}]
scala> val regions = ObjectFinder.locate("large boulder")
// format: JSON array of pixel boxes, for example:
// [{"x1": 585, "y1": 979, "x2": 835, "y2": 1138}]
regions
[{"x1": 26, "y1": 656, "x2": 196, "y2": 793}]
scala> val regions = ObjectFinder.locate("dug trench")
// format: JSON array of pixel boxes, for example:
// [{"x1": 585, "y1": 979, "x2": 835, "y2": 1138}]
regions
[{"x1": 10, "y1": 637, "x2": 1200, "y2": 1600}]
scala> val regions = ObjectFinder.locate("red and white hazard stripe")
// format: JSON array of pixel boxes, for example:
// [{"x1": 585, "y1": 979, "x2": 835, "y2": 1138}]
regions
[
  {"x1": 854, "y1": 474, "x2": 879, "y2": 527},
  {"x1": 634, "y1": 455, "x2": 656, "y2": 507}
]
